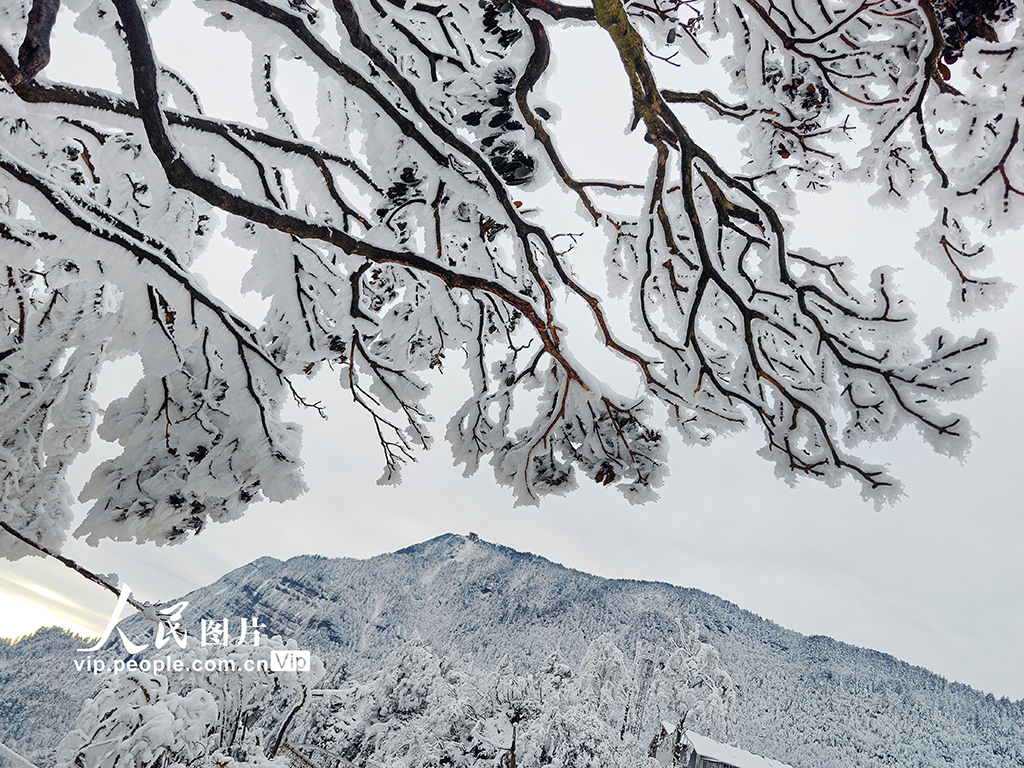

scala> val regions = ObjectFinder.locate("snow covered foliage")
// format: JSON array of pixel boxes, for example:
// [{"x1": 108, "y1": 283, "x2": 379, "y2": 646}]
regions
[
  {"x1": 55, "y1": 637, "x2": 324, "y2": 767},
  {"x1": 0, "y1": 0, "x2": 1015, "y2": 550},
  {"x1": 305, "y1": 630, "x2": 733, "y2": 767},
  {"x1": 55, "y1": 671, "x2": 220, "y2": 768}
]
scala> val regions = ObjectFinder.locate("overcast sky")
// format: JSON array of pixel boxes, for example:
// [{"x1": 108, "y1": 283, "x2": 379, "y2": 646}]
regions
[{"x1": 2, "y1": 1, "x2": 1022, "y2": 703}]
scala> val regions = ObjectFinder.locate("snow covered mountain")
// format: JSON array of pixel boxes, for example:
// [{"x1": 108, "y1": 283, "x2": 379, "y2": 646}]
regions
[{"x1": 2, "y1": 533, "x2": 1022, "y2": 767}]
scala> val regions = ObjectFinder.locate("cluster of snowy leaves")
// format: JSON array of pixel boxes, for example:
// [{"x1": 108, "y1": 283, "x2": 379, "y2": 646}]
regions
[
  {"x1": 0, "y1": 85, "x2": 305, "y2": 556},
  {"x1": 305, "y1": 626, "x2": 734, "y2": 767},
  {"x1": 0, "y1": 0, "x2": 1017, "y2": 555},
  {"x1": 55, "y1": 636, "x2": 324, "y2": 768}
]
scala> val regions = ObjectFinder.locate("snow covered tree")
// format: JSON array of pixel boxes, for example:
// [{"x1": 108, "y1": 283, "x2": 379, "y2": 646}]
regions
[
  {"x1": 641, "y1": 623, "x2": 735, "y2": 764},
  {"x1": 0, "y1": 0, "x2": 1014, "y2": 554},
  {"x1": 55, "y1": 638, "x2": 324, "y2": 767},
  {"x1": 55, "y1": 671, "x2": 221, "y2": 768},
  {"x1": 310, "y1": 643, "x2": 496, "y2": 766},
  {"x1": 316, "y1": 642, "x2": 488, "y2": 767}
]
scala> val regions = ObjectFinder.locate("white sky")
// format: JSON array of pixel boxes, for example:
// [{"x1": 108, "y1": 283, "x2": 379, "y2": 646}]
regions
[{"x1": 1, "y1": 0, "x2": 1022, "y2": 704}]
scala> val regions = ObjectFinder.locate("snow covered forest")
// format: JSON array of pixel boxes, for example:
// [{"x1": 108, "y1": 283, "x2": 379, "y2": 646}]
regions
[
  {"x1": 2, "y1": 536, "x2": 1022, "y2": 768},
  {"x1": 2, "y1": 0, "x2": 1021, "y2": 563},
  {"x1": 47, "y1": 629, "x2": 733, "y2": 768}
]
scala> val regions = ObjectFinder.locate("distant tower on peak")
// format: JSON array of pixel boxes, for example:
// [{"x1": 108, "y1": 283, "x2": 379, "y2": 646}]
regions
[{"x1": 467, "y1": 532, "x2": 479, "y2": 542}]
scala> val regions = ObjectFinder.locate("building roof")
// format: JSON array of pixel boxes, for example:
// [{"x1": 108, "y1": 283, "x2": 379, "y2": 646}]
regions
[{"x1": 685, "y1": 731, "x2": 795, "y2": 768}]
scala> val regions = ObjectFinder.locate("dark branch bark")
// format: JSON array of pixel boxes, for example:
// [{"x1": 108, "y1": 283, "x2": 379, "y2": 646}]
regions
[
  {"x1": 15, "y1": 0, "x2": 60, "y2": 84},
  {"x1": 518, "y1": 0, "x2": 596, "y2": 20}
]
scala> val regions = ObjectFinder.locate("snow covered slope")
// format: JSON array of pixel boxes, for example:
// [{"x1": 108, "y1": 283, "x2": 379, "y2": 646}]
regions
[{"x1": 2, "y1": 533, "x2": 1022, "y2": 767}]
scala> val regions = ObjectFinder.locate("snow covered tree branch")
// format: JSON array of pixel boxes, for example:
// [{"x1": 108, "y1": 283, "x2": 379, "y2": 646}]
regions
[{"x1": 0, "y1": 0, "x2": 1014, "y2": 553}]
